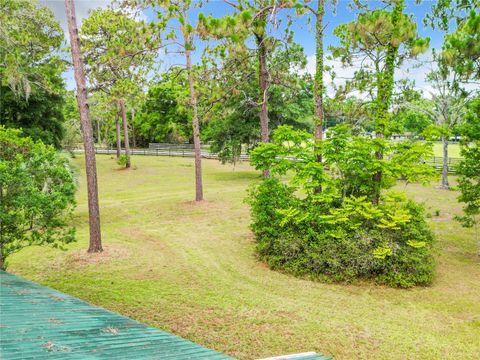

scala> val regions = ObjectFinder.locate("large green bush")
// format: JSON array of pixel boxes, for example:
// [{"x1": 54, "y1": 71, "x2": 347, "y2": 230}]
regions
[
  {"x1": 248, "y1": 125, "x2": 436, "y2": 287},
  {"x1": 0, "y1": 126, "x2": 77, "y2": 269}
]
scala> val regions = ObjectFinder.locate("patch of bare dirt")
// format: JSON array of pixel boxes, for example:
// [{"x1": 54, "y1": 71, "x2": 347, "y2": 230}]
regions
[
  {"x1": 431, "y1": 215, "x2": 452, "y2": 222},
  {"x1": 57, "y1": 245, "x2": 130, "y2": 269},
  {"x1": 113, "y1": 167, "x2": 131, "y2": 171}
]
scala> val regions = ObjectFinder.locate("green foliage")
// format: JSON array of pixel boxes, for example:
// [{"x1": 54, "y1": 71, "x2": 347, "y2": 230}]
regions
[
  {"x1": 433, "y1": 0, "x2": 480, "y2": 81},
  {"x1": 117, "y1": 154, "x2": 129, "y2": 167},
  {"x1": 456, "y1": 97, "x2": 480, "y2": 239},
  {"x1": 134, "y1": 74, "x2": 191, "y2": 146},
  {"x1": 248, "y1": 125, "x2": 436, "y2": 287},
  {"x1": 443, "y1": 8, "x2": 480, "y2": 80},
  {"x1": 0, "y1": 0, "x2": 68, "y2": 148},
  {"x1": 390, "y1": 107, "x2": 433, "y2": 135},
  {"x1": 324, "y1": 97, "x2": 374, "y2": 133},
  {"x1": 0, "y1": 0, "x2": 65, "y2": 98},
  {"x1": 205, "y1": 45, "x2": 314, "y2": 164},
  {"x1": 332, "y1": 9, "x2": 429, "y2": 64},
  {"x1": 0, "y1": 127, "x2": 77, "y2": 269},
  {"x1": 330, "y1": 2, "x2": 429, "y2": 135},
  {"x1": 81, "y1": 8, "x2": 159, "y2": 99},
  {"x1": 0, "y1": 83, "x2": 67, "y2": 148},
  {"x1": 61, "y1": 91, "x2": 82, "y2": 149}
]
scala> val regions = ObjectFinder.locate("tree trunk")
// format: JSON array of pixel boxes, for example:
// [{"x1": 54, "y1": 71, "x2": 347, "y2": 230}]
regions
[
  {"x1": 372, "y1": 0, "x2": 404, "y2": 205},
  {"x1": 185, "y1": 38, "x2": 203, "y2": 202},
  {"x1": 119, "y1": 99, "x2": 131, "y2": 168},
  {"x1": 313, "y1": 0, "x2": 325, "y2": 192},
  {"x1": 131, "y1": 108, "x2": 136, "y2": 149},
  {"x1": 65, "y1": 0, "x2": 102, "y2": 253},
  {"x1": 256, "y1": 32, "x2": 270, "y2": 178},
  {"x1": 115, "y1": 111, "x2": 121, "y2": 159},
  {"x1": 441, "y1": 136, "x2": 449, "y2": 189},
  {"x1": 314, "y1": 0, "x2": 325, "y2": 156}
]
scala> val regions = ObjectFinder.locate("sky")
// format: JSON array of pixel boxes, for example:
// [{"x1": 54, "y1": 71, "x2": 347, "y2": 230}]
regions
[{"x1": 39, "y1": 0, "x2": 447, "y2": 95}]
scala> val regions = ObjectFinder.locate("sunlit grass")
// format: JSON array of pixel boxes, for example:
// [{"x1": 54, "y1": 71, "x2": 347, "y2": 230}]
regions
[
  {"x1": 9, "y1": 155, "x2": 479, "y2": 359},
  {"x1": 432, "y1": 142, "x2": 461, "y2": 158}
]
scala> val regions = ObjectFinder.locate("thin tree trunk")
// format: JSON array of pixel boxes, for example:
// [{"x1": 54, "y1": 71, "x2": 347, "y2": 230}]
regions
[
  {"x1": 372, "y1": 0, "x2": 404, "y2": 205},
  {"x1": 65, "y1": 0, "x2": 102, "y2": 253},
  {"x1": 115, "y1": 112, "x2": 121, "y2": 159},
  {"x1": 256, "y1": 32, "x2": 270, "y2": 178},
  {"x1": 119, "y1": 99, "x2": 131, "y2": 168},
  {"x1": 185, "y1": 36, "x2": 203, "y2": 202},
  {"x1": 441, "y1": 136, "x2": 449, "y2": 188},
  {"x1": 313, "y1": 0, "x2": 325, "y2": 192}
]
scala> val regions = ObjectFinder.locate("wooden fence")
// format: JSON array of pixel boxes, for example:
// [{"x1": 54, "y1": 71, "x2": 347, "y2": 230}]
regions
[{"x1": 71, "y1": 144, "x2": 462, "y2": 174}]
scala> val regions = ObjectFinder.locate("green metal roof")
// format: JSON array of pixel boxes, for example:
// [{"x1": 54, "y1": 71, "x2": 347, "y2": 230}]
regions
[
  {"x1": 0, "y1": 271, "x2": 332, "y2": 360},
  {"x1": 0, "y1": 271, "x2": 231, "y2": 359}
]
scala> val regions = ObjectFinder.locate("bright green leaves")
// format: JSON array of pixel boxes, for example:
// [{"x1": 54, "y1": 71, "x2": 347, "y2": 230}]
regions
[
  {"x1": 390, "y1": 140, "x2": 436, "y2": 185},
  {"x1": 277, "y1": 207, "x2": 310, "y2": 227},
  {"x1": 251, "y1": 124, "x2": 435, "y2": 203},
  {"x1": 373, "y1": 245, "x2": 393, "y2": 259},
  {"x1": 377, "y1": 209, "x2": 411, "y2": 230},
  {"x1": 407, "y1": 240, "x2": 426, "y2": 248},
  {"x1": 250, "y1": 125, "x2": 315, "y2": 176}
]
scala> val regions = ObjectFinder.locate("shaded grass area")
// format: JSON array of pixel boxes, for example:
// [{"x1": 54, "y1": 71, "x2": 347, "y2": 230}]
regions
[{"x1": 9, "y1": 155, "x2": 480, "y2": 359}]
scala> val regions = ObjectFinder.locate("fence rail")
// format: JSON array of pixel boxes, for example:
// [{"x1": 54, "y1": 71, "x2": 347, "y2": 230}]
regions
[{"x1": 71, "y1": 146, "x2": 462, "y2": 173}]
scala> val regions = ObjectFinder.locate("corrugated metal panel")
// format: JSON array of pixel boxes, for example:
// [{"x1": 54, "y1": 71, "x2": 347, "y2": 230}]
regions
[{"x1": 0, "y1": 271, "x2": 232, "y2": 359}]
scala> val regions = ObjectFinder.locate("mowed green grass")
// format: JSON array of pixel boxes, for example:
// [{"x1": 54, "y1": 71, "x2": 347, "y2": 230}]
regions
[
  {"x1": 9, "y1": 155, "x2": 480, "y2": 360},
  {"x1": 432, "y1": 142, "x2": 461, "y2": 158}
]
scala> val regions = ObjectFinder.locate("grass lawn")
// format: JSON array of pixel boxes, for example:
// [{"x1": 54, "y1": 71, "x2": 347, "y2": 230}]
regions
[
  {"x1": 432, "y1": 142, "x2": 461, "y2": 158},
  {"x1": 8, "y1": 155, "x2": 480, "y2": 359}
]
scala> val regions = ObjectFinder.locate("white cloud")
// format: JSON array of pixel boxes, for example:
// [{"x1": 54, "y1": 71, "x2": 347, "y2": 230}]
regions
[
  {"x1": 39, "y1": 0, "x2": 147, "y2": 38},
  {"x1": 39, "y1": 0, "x2": 112, "y2": 38}
]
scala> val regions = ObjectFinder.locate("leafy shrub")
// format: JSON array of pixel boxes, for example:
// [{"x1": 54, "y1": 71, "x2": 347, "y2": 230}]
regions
[
  {"x1": 247, "y1": 125, "x2": 436, "y2": 287},
  {"x1": 456, "y1": 97, "x2": 480, "y2": 254},
  {"x1": 117, "y1": 154, "x2": 129, "y2": 167},
  {"x1": 0, "y1": 126, "x2": 77, "y2": 269}
]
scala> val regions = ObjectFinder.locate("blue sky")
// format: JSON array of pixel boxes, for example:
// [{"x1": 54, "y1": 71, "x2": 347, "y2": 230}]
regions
[{"x1": 40, "y1": 0, "x2": 446, "y2": 93}]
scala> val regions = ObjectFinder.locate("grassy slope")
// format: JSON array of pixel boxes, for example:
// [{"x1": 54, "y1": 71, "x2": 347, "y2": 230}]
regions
[{"x1": 9, "y1": 155, "x2": 480, "y2": 360}]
